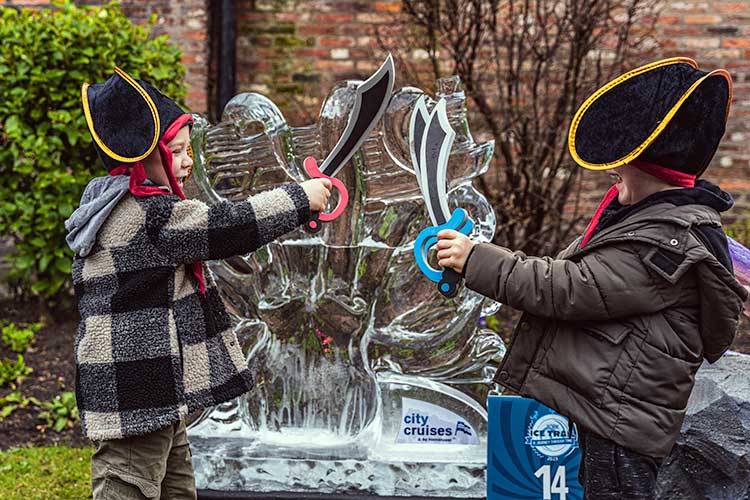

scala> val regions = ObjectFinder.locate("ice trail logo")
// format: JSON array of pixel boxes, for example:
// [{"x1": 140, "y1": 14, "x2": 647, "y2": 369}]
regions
[
  {"x1": 396, "y1": 397, "x2": 479, "y2": 445},
  {"x1": 525, "y1": 412, "x2": 578, "y2": 459}
]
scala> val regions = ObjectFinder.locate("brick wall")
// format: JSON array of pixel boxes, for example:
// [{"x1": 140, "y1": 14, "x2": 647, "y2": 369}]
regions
[
  {"x1": 3, "y1": 0, "x2": 210, "y2": 114},
  {"x1": 234, "y1": 0, "x2": 750, "y2": 226},
  {"x1": 235, "y1": 0, "x2": 396, "y2": 124},
  {"x1": 115, "y1": 0, "x2": 210, "y2": 114},
  {"x1": 654, "y1": 0, "x2": 750, "y2": 221},
  {"x1": 4, "y1": 0, "x2": 750, "y2": 223},
  {"x1": 577, "y1": 1, "x2": 750, "y2": 227}
]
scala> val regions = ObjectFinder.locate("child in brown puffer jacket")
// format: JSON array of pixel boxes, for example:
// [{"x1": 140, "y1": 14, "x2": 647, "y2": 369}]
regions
[{"x1": 436, "y1": 58, "x2": 747, "y2": 499}]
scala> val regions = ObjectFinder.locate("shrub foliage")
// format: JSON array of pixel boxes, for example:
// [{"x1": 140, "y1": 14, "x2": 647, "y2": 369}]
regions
[{"x1": 0, "y1": 0, "x2": 186, "y2": 303}]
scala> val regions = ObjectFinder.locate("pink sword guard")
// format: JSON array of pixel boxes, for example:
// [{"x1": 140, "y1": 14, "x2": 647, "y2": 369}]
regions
[{"x1": 304, "y1": 156, "x2": 349, "y2": 233}]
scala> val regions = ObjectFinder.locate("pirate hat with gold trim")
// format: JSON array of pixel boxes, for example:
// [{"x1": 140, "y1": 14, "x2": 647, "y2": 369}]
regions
[
  {"x1": 82, "y1": 67, "x2": 191, "y2": 171},
  {"x1": 568, "y1": 58, "x2": 732, "y2": 177}
]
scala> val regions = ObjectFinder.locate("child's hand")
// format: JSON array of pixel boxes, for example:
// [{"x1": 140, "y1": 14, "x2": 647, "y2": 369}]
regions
[
  {"x1": 301, "y1": 178, "x2": 332, "y2": 212},
  {"x1": 436, "y1": 230, "x2": 476, "y2": 274}
]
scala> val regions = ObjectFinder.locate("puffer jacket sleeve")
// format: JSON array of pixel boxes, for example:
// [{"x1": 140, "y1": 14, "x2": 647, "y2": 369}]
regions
[
  {"x1": 143, "y1": 183, "x2": 310, "y2": 264},
  {"x1": 464, "y1": 242, "x2": 673, "y2": 321}
]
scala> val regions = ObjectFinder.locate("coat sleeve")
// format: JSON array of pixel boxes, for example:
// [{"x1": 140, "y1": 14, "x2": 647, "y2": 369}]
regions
[
  {"x1": 143, "y1": 183, "x2": 310, "y2": 265},
  {"x1": 464, "y1": 242, "x2": 674, "y2": 321}
]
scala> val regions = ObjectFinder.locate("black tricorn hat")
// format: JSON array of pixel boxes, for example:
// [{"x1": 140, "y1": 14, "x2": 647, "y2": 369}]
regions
[
  {"x1": 82, "y1": 67, "x2": 188, "y2": 171},
  {"x1": 568, "y1": 58, "x2": 732, "y2": 177}
]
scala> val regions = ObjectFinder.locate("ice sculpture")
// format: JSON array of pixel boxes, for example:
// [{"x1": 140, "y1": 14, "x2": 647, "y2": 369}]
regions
[{"x1": 186, "y1": 75, "x2": 504, "y2": 497}]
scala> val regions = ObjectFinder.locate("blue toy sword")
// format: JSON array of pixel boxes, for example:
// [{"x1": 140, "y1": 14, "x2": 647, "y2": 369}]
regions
[{"x1": 411, "y1": 97, "x2": 474, "y2": 298}]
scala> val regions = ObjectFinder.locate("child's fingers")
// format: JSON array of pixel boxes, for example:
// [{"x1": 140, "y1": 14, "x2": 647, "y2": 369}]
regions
[
  {"x1": 437, "y1": 249, "x2": 452, "y2": 260},
  {"x1": 436, "y1": 239, "x2": 454, "y2": 249},
  {"x1": 438, "y1": 258, "x2": 451, "y2": 268},
  {"x1": 437, "y1": 229, "x2": 459, "y2": 240}
]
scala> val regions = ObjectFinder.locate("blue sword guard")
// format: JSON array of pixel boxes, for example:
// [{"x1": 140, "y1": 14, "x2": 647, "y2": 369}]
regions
[{"x1": 414, "y1": 207, "x2": 474, "y2": 298}]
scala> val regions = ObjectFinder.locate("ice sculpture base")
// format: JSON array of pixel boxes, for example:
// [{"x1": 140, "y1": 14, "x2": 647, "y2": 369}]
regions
[
  {"x1": 190, "y1": 372, "x2": 489, "y2": 497},
  {"x1": 191, "y1": 436, "x2": 485, "y2": 497}
]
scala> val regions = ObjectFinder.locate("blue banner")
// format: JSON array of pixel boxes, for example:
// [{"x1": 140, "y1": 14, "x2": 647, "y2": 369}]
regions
[{"x1": 487, "y1": 396, "x2": 583, "y2": 500}]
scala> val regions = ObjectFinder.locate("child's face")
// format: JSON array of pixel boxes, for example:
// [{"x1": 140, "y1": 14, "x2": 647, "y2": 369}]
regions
[
  {"x1": 168, "y1": 126, "x2": 193, "y2": 190},
  {"x1": 609, "y1": 164, "x2": 674, "y2": 205}
]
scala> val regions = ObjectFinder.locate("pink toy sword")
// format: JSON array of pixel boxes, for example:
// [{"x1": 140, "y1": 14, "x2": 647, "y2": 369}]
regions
[{"x1": 304, "y1": 55, "x2": 395, "y2": 233}]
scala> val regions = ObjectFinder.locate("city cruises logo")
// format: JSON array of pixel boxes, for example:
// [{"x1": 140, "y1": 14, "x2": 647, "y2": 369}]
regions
[{"x1": 396, "y1": 397, "x2": 480, "y2": 445}]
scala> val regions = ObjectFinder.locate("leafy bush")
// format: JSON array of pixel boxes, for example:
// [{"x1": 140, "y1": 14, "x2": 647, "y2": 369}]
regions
[
  {"x1": 37, "y1": 391, "x2": 79, "y2": 432},
  {"x1": 0, "y1": 391, "x2": 34, "y2": 420},
  {"x1": 0, "y1": 0, "x2": 187, "y2": 304},
  {"x1": 0, "y1": 355, "x2": 32, "y2": 389},
  {"x1": 1, "y1": 322, "x2": 40, "y2": 354}
]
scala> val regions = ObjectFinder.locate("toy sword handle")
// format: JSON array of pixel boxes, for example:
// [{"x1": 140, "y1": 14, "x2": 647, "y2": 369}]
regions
[
  {"x1": 439, "y1": 268, "x2": 463, "y2": 299},
  {"x1": 303, "y1": 157, "x2": 349, "y2": 234},
  {"x1": 414, "y1": 208, "x2": 474, "y2": 298}
]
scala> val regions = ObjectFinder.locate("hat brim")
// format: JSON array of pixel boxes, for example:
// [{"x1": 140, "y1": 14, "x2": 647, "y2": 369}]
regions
[
  {"x1": 568, "y1": 58, "x2": 732, "y2": 172},
  {"x1": 82, "y1": 67, "x2": 161, "y2": 164}
]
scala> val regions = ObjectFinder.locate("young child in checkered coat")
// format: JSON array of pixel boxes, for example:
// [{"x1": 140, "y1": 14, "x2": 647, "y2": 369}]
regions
[{"x1": 66, "y1": 68, "x2": 331, "y2": 499}]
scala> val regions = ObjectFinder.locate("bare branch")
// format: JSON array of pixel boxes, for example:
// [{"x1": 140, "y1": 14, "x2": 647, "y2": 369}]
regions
[{"x1": 382, "y1": 0, "x2": 660, "y2": 254}]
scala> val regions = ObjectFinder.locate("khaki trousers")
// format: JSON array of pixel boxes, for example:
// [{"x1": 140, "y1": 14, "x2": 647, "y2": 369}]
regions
[{"x1": 91, "y1": 419, "x2": 197, "y2": 500}]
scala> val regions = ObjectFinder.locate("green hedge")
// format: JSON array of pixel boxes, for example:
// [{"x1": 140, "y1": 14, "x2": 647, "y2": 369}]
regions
[{"x1": 0, "y1": 0, "x2": 187, "y2": 304}]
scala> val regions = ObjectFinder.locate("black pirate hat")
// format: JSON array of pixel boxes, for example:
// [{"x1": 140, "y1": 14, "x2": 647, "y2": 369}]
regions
[
  {"x1": 82, "y1": 67, "x2": 191, "y2": 171},
  {"x1": 568, "y1": 58, "x2": 732, "y2": 177}
]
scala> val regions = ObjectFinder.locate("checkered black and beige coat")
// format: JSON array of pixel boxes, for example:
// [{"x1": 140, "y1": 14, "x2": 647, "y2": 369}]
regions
[{"x1": 72, "y1": 183, "x2": 310, "y2": 441}]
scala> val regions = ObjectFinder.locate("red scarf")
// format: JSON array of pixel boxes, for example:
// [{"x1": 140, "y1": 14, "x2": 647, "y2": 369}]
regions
[
  {"x1": 109, "y1": 114, "x2": 206, "y2": 294},
  {"x1": 580, "y1": 160, "x2": 697, "y2": 249}
]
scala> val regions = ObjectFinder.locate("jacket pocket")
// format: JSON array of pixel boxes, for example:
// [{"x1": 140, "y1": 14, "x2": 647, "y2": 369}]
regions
[
  {"x1": 584, "y1": 323, "x2": 630, "y2": 344},
  {"x1": 539, "y1": 321, "x2": 634, "y2": 408}
]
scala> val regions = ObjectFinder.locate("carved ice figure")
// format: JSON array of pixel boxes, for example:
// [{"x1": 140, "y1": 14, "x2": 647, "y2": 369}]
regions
[{"x1": 187, "y1": 74, "x2": 505, "y2": 495}]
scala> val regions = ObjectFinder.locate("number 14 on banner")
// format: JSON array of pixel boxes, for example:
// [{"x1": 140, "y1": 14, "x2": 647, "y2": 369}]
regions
[{"x1": 535, "y1": 465, "x2": 570, "y2": 500}]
